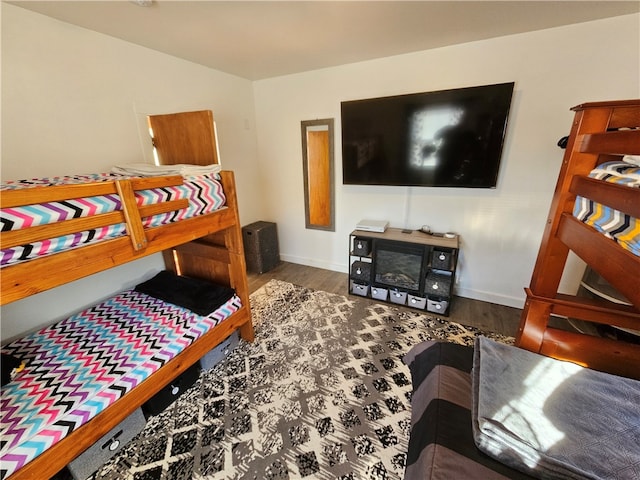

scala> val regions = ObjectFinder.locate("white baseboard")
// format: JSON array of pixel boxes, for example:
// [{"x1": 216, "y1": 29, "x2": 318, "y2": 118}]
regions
[
  {"x1": 279, "y1": 254, "x2": 347, "y2": 273},
  {"x1": 279, "y1": 256, "x2": 525, "y2": 309},
  {"x1": 453, "y1": 286, "x2": 525, "y2": 310}
]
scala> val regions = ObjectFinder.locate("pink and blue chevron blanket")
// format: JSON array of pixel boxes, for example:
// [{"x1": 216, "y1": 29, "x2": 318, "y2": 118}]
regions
[
  {"x1": 0, "y1": 172, "x2": 226, "y2": 267},
  {"x1": 0, "y1": 289, "x2": 241, "y2": 478},
  {"x1": 573, "y1": 161, "x2": 640, "y2": 257}
]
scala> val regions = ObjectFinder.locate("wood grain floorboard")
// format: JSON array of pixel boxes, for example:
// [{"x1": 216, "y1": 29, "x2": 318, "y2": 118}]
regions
[{"x1": 247, "y1": 261, "x2": 524, "y2": 337}]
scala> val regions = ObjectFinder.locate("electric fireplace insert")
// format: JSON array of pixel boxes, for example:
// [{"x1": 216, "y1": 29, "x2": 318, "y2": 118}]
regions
[{"x1": 373, "y1": 241, "x2": 426, "y2": 292}]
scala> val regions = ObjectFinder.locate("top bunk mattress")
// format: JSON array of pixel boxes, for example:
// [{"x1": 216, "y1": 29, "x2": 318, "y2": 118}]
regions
[
  {"x1": 0, "y1": 172, "x2": 226, "y2": 267},
  {"x1": 573, "y1": 161, "x2": 640, "y2": 257},
  {"x1": 0, "y1": 287, "x2": 241, "y2": 478}
]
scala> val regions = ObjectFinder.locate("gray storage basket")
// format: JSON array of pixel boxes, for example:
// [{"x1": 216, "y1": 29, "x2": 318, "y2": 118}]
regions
[{"x1": 67, "y1": 408, "x2": 146, "y2": 480}]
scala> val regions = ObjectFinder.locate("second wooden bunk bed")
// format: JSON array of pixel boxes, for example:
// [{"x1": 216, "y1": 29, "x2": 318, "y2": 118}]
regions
[
  {"x1": 516, "y1": 99, "x2": 640, "y2": 380},
  {"x1": 1, "y1": 111, "x2": 254, "y2": 479}
]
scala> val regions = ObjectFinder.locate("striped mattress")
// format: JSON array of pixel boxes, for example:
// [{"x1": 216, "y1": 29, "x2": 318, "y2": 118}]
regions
[
  {"x1": 0, "y1": 290, "x2": 241, "y2": 478},
  {"x1": 0, "y1": 172, "x2": 226, "y2": 267},
  {"x1": 573, "y1": 161, "x2": 640, "y2": 257}
]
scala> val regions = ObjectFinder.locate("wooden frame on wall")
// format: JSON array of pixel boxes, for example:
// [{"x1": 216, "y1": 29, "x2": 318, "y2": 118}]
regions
[{"x1": 301, "y1": 118, "x2": 335, "y2": 231}]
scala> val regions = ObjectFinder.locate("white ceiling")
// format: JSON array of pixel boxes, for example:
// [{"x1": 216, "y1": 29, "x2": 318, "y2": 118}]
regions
[{"x1": 9, "y1": 1, "x2": 640, "y2": 80}]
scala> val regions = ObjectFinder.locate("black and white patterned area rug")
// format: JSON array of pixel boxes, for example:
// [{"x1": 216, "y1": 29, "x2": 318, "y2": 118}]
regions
[{"x1": 85, "y1": 280, "x2": 513, "y2": 480}]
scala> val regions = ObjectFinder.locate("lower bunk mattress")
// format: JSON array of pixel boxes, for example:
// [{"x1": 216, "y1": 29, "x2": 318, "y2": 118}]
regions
[{"x1": 0, "y1": 286, "x2": 241, "y2": 478}]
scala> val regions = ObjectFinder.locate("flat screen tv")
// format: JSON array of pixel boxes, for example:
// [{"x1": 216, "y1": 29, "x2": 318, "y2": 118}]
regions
[{"x1": 341, "y1": 82, "x2": 514, "y2": 188}]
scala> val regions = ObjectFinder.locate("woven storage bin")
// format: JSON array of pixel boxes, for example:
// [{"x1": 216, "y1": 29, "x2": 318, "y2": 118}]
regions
[
  {"x1": 350, "y1": 261, "x2": 372, "y2": 282},
  {"x1": 351, "y1": 282, "x2": 370, "y2": 297},
  {"x1": 389, "y1": 290, "x2": 408, "y2": 305},
  {"x1": 425, "y1": 271, "x2": 452, "y2": 295},
  {"x1": 407, "y1": 294, "x2": 427, "y2": 309},
  {"x1": 353, "y1": 237, "x2": 372, "y2": 256},
  {"x1": 431, "y1": 250, "x2": 453, "y2": 270},
  {"x1": 243, "y1": 221, "x2": 280, "y2": 274},
  {"x1": 67, "y1": 408, "x2": 146, "y2": 480},
  {"x1": 371, "y1": 286, "x2": 388, "y2": 301},
  {"x1": 427, "y1": 297, "x2": 449, "y2": 314}
]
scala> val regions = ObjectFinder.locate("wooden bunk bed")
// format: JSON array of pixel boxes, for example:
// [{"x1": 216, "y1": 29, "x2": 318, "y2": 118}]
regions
[
  {"x1": 402, "y1": 99, "x2": 640, "y2": 480},
  {"x1": 0, "y1": 111, "x2": 254, "y2": 479},
  {"x1": 516, "y1": 99, "x2": 640, "y2": 380}
]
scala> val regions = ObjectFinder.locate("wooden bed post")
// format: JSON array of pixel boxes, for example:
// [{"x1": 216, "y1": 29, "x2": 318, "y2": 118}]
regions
[
  {"x1": 220, "y1": 170, "x2": 255, "y2": 342},
  {"x1": 516, "y1": 293, "x2": 552, "y2": 352}
]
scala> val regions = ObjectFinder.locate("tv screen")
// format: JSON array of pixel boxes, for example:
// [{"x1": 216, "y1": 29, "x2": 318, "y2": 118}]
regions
[{"x1": 341, "y1": 82, "x2": 514, "y2": 188}]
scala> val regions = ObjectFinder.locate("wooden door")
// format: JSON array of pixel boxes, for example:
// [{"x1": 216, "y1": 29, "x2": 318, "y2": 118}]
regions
[{"x1": 147, "y1": 110, "x2": 219, "y2": 166}]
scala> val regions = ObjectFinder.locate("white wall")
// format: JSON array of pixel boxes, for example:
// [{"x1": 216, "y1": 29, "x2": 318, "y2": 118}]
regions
[
  {"x1": 253, "y1": 13, "x2": 640, "y2": 308},
  {"x1": 0, "y1": 3, "x2": 263, "y2": 341}
]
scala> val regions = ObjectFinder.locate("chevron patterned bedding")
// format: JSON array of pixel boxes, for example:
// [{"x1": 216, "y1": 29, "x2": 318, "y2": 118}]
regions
[
  {"x1": 0, "y1": 172, "x2": 226, "y2": 267},
  {"x1": 0, "y1": 289, "x2": 241, "y2": 478},
  {"x1": 573, "y1": 161, "x2": 640, "y2": 257}
]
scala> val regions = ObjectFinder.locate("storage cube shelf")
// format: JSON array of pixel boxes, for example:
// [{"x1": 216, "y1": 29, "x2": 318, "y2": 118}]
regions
[{"x1": 348, "y1": 228, "x2": 458, "y2": 315}]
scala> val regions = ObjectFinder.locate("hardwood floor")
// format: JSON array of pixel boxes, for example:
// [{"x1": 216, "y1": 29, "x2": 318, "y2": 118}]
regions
[{"x1": 247, "y1": 261, "x2": 524, "y2": 337}]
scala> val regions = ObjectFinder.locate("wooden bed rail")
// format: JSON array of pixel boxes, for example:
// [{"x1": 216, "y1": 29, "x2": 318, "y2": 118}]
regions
[
  {"x1": 558, "y1": 214, "x2": 640, "y2": 307},
  {"x1": 570, "y1": 176, "x2": 640, "y2": 219},
  {"x1": 1, "y1": 176, "x2": 188, "y2": 253},
  {"x1": 0, "y1": 175, "x2": 186, "y2": 208},
  {"x1": 0, "y1": 172, "x2": 238, "y2": 306},
  {"x1": 577, "y1": 130, "x2": 640, "y2": 156},
  {"x1": 538, "y1": 328, "x2": 640, "y2": 380},
  {"x1": 522, "y1": 289, "x2": 640, "y2": 330}
]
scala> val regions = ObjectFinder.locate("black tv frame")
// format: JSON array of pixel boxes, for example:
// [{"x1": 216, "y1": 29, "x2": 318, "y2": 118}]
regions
[{"x1": 341, "y1": 82, "x2": 515, "y2": 188}]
